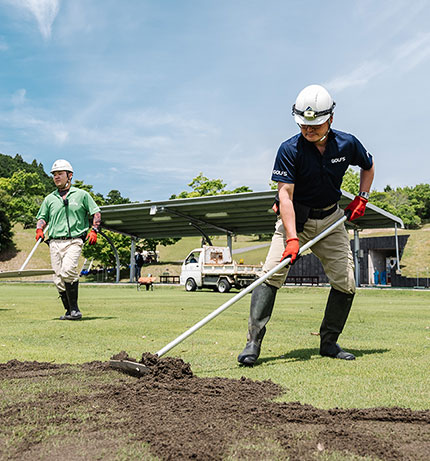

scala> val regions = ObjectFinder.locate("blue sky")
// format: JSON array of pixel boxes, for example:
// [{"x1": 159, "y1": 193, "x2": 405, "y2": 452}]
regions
[{"x1": 0, "y1": 0, "x2": 429, "y2": 202}]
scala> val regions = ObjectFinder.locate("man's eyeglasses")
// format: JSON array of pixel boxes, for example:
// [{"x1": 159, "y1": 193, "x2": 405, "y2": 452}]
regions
[{"x1": 298, "y1": 123, "x2": 325, "y2": 130}]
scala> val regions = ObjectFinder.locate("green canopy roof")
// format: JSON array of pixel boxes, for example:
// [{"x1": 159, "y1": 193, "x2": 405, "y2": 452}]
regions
[{"x1": 100, "y1": 190, "x2": 403, "y2": 239}]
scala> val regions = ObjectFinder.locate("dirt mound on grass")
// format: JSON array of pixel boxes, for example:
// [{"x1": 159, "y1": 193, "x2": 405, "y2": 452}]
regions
[
  {"x1": 1, "y1": 356, "x2": 429, "y2": 461},
  {"x1": 111, "y1": 350, "x2": 194, "y2": 381}
]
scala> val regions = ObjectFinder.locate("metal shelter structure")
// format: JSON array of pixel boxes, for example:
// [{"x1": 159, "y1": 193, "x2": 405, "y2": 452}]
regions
[{"x1": 100, "y1": 190, "x2": 404, "y2": 285}]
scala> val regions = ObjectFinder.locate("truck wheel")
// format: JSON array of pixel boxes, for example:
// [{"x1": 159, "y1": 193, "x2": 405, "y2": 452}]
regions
[
  {"x1": 185, "y1": 278, "x2": 197, "y2": 292},
  {"x1": 217, "y1": 279, "x2": 231, "y2": 293}
]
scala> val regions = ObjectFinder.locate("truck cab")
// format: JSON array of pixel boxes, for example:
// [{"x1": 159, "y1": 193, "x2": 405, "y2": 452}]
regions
[{"x1": 180, "y1": 249, "x2": 203, "y2": 291}]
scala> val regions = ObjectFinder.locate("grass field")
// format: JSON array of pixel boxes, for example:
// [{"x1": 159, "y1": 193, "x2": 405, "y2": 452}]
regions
[{"x1": 1, "y1": 283, "x2": 429, "y2": 410}]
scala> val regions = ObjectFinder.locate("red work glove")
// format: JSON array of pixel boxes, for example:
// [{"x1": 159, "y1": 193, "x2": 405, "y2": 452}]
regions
[
  {"x1": 87, "y1": 228, "x2": 98, "y2": 245},
  {"x1": 345, "y1": 196, "x2": 368, "y2": 221},
  {"x1": 281, "y1": 238, "x2": 300, "y2": 264},
  {"x1": 35, "y1": 228, "x2": 44, "y2": 241}
]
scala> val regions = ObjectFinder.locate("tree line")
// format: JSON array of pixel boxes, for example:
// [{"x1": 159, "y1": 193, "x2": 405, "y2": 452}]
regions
[
  {"x1": 0, "y1": 153, "x2": 429, "y2": 267},
  {"x1": 340, "y1": 169, "x2": 430, "y2": 228}
]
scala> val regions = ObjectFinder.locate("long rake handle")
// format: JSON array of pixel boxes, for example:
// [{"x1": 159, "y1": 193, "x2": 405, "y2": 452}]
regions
[
  {"x1": 156, "y1": 214, "x2": 348, "y2": 357},
  {"x1": 19, "y1": 224, "x2": 49, "y2": 271}
]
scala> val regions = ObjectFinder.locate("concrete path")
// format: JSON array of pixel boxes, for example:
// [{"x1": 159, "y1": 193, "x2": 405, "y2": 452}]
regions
[{"x1": 232, "y1": 243, "x2": 270, "y2": 255}]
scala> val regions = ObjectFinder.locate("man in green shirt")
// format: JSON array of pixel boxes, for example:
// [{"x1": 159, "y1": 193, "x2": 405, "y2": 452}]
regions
[{"x1": 36, "y1": 159, "x2": 101, "y2": 320}]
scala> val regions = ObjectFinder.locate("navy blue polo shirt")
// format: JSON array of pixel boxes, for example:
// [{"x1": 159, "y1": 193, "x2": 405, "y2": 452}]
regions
[{"x1": 272, "y1": 129, "x2": 373, "y2": 208}]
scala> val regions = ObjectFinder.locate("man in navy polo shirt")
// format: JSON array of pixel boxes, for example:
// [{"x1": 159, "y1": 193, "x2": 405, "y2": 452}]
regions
[{"x1": 238, "y1": 84, "x2": 375, "y2": 366}]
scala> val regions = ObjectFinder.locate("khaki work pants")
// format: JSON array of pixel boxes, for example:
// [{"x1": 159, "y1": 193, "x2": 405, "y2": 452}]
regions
[
  {"x1": 263, "y1": 206, "x2": 356, "y2": 294},
  {"x1": 49, "y1": 238, "x2": 84, "y2": 291}
]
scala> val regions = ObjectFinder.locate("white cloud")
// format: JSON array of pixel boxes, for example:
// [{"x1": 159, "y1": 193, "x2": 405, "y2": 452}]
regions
[
  {"x1": 0, "y1": 100, "x2": 217, "y2": 161},
  {"x1": 0, "y1": 109, "x2": 69, "y2": 145},
  {"x1": 324, "y1": 61, "x2": 387, "y2": 93},
  {"x1": 325, "y1": 31, "x2": 430, "y2": 94},
  {"x1": 8, "y1": 0, "x2": 60, "y2": 39},
  {"x1": 354, "y1": 0, "x2": 428, "y2": 39},
  {"x1": 53, "y1": 128, "x2": 68, "y2": 144},
  {"x1": 323, "y1": 1, "x2": 430, "y2": 94},
  {"x1": 394, "y1": 33, "x2": 430, "y2": 72},
  {"x1": 11, "y1": 88, "x2": 27, "y2": 105},
  {"x1": 121, "y1": 110, "x2": 219, "y2": 136},
  {"x1": 0, "y1": 36, "x2": 8, "y2": 51}
]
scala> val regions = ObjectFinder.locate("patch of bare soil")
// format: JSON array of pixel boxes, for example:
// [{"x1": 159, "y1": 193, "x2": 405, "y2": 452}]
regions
[{"x1": 1, "y1": 355, "x2": 429, "y2": 461}]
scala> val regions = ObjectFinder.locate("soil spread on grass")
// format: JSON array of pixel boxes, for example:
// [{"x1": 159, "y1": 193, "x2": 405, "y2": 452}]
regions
[{"x1": 1, "y1": 354, "x2": 429, "y2": 461}]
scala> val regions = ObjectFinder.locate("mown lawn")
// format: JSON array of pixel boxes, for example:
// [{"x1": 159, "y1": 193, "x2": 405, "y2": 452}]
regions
[{"x1": 0, "y1": 283, "x2": 429, "y2": 410}]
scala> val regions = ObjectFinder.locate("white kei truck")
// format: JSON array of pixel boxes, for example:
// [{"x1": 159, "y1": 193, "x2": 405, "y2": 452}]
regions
[{"x1": 180, "y1": 245, "x2": 263, "y2": 293}]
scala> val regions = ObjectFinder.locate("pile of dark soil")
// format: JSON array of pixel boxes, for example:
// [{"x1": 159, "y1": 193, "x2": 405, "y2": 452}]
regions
[{"x1": 1, "y1": 354, "x2": 429, "y2": 460}]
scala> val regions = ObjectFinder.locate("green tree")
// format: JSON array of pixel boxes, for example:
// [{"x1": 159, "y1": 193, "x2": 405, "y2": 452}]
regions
[
  {"x1": 171, "y1": 173, "x2": 226, "y2": 198},
  {"x1": 405, "y1": 183, "x2": 430, "y2": 221},
  {"x1": 0, "y1": 198, "x2": 13, "y2": 250},
  {"x1": 137, "y1": 237, "x2": 180, "y2": 253},
  {"x1": 0, "y1": 153, "x2": 52, "y2": 192},
  {"x1": 229, "y1": 185, "x2": 253, "y2": 194},
  {"x1": 370, "y1": 189, "x2": 421, "y2": 229},
  {"x1": 170, "y1": 172, "x2": 252, "y2": 199},
  {"x1": 341, "y1": 168, "x2": 360, "y2": 195},
  {"x1": 340, "y1": 170, "x2": 427, "y2": 228},
  {"x1": 0, "y1": 171, "x2": 47, "y2": 228},
  {"x1": 82, "y1": 230, "x2": 132, "y2": 268},
  {"x1": 0, "y1": 152, "x2": 53, "y2": 246},
  {"x1": 105, "y1": 189, "x2": 131, "y2": 205}
]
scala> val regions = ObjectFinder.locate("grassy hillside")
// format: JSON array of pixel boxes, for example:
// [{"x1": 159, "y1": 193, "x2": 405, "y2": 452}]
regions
[{"x1": 1, "y1": 223, "x2": 429, "y2": 281}]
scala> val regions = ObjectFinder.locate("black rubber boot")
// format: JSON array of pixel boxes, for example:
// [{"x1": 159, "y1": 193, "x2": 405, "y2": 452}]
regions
[
  {"x1": 238, "y1": 283, "x2": 277, "y2": 366},
  {"x1": 319, "y1": 287, "x2": 355, "y2": 360},
  {"x1": 59, "y1": 291, "x2": 71, "y2": 320},
  {"x1": 65, "y1": 281, "x2": 82, "y2": 320}
]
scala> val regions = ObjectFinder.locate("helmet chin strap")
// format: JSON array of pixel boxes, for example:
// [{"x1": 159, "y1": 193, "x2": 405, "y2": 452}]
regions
[
  {"x1": 313, "y1": 122, "x2": 331, "y2": 144},
  {"x1": 57, "y1": 173, "x2": 72, "y2": 191}
]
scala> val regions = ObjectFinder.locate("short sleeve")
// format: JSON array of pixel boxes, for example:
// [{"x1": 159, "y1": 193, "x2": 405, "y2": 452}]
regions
[
  {"x1": 85, "y1": 192, "x2": 101, "y2": 215},
  {"x1": 36, "y1": 198, "x2": 49, "y2": 222},
  {"x1": 351, "y1": 135, "x2": 373, "y2": 170},
  {"x1": 271, "y1": 143, "x2": 296, "y2": 183}
]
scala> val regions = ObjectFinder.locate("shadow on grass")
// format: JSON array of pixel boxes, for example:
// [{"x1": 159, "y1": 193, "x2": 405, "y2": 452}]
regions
[
  {"x1": 52, "y1": 316, "x2": 117, "y2": 321},
  {"x1": 0, "y1": 309, "x2": 13, "y2": 311},
  {"x1": 0, "y1": 244, "x2": 18, "y2": 262},
  {"x1": 193, "y1": 347, "x2": 392, "y2": 374},
  {"x1": 258, "y1": 347, "x2": 391, "y2": 365}
]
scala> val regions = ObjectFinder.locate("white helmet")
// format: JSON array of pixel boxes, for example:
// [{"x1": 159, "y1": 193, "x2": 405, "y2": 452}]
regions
[
  {"x1": 292, "y1": 84, "x2": 335, "y2": 126},
  {"x1": 50, "y1": 159, "x2": 73, "y2": 174}
]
